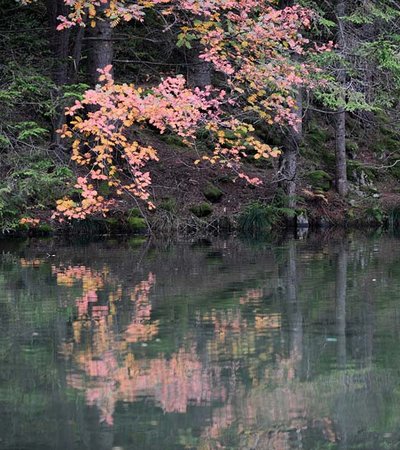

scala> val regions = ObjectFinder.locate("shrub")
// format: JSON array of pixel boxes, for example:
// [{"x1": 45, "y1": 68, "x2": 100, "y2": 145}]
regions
[{"x1": 238, "y1": 202, "x2": 295, "y2": 235}]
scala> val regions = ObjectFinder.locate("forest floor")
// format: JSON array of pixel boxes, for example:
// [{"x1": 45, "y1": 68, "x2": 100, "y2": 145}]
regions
[{"x1": 21, "y1": 128, "x2": 400, "y2": 238}]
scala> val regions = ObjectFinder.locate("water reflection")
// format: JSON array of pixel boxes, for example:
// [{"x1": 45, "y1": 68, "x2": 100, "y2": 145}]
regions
[{"x1": 1, "y1": 235, "x2": 400, "y2": 449}]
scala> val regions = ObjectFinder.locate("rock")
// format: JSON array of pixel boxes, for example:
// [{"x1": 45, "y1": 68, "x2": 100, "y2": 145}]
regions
[{"x1": 296, "y1": 212, "x2": 309, "y2": 229}]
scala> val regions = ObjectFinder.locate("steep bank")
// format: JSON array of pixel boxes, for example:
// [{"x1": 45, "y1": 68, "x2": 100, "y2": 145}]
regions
[{"x1": 6, "y1": 114, "x2": 400, "y2": 238}]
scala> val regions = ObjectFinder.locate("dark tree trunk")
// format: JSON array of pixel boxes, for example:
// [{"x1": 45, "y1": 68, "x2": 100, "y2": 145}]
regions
[
  {"x1": 87, "y1": 1, "x2": 113, "y2": 85},
  {"x1": 280, "y1": 88, "x2": 303, "y2": 211},
  {"x1": 45, "y1": 0, "x2": 71, "y2": 149},
  {"x1": 45, "y1": 0, "x2": 71, "y2": 86},
  {"x1": 71, "y1": 26, "x2": 85, "y2": 83},
  {"x1": 187, "y1": 42, "x2": 212, "y2": 88},
  {"x1": 335, "y1": 107, "x2": 348, "y2": 196},
  {"x1": 335, "y1": 0, "x2": 348, "y2": 197},
  {"x1": 277, "y1": 0, "x2": 304, "y2": 214}
]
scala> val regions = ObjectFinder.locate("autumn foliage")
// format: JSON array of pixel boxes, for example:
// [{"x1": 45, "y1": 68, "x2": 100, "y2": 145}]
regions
[{"x1": 20, "y1": 0, "x2": 330, "y2": 220}]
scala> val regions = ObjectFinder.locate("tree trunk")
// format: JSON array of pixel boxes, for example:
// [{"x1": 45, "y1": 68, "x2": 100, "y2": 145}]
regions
[
  {"x1": 71, "y1": 26, "x2": 85, "y2": 83},
  {"x1": 280, "y1": 88, "x2": 303, "y2": 211},
  {"x1": 187, "y1": 42, "x2": 212, "y2": 88},
  {"x1": 335, "y1": 0, "x2": 348, "y2": 197},
  {"x1": 45, "y1": 0, "x2": 71, "y2": 86},
  {"x1": 45, "y1": 0, "x2": 71, "y2": 149},
  {"x1": 87, "y1": 1, "x2": 113, "y2": 85}
]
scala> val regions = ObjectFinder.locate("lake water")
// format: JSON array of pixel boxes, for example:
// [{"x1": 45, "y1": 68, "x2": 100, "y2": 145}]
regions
[{"x1": 1, "y1": 233, "x2": 400, "y2": 449}]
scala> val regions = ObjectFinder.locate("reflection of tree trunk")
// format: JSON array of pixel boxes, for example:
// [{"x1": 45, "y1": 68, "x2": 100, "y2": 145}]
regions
[
  {"x1": 335, "y1": 244, "x2": 348, "y2": 450},
  {"x1": 87, "y1": 1, "x2": 113, "y2": 85},
  {"x1": 364, "y1": 289, "x2": 374, "y2": 367},
  {"x1": 336, "y1": 244, "x2": 347, "y2": 369},
  {"x1": 286, "y1": 241, "x2": 303, "y2": 378},
  {"x1": 335, "y1": 0, "x2": 348, "y2": 197}
]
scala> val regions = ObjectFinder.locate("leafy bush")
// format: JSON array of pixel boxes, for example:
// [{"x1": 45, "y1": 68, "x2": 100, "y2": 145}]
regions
[{"x1": 0, "y1": 157, "x2": 73, "y2": 232}]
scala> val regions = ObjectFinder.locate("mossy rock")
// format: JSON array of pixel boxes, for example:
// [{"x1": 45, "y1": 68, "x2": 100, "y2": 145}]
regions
[
  {"x1": 306, "y1": 170, "x2": 333, "y2": 192},
  {"x1": 203, "y1": 182, "x2": 223, "y2": 203},
  {"x1": 347, "y1": 161, "x2": 376, "y2": 183},
  {"x1": 217, "y1": 174, "x2": 235, "y2": 183},
  {"x1": 190, "y1": 202, "x2": 213, "y2": 218},
  {"x1": 128, "y1": 208, "x2": 142, "y2": 218},
  {"x1": 346, "y1": 140, "x2": 359, "y2": 154},
  {"x1": 98, "y1": 181, "x2": 111, "y2": 197},
  {"x1": 160, "y1": 134, "x2": 188, "y2": 147},
  {"x1": 127, "y1": 216, "x2": 147, "y2": 232},
  {"x1": 35, "y1": 223, "x2": 53, "y2": 235},
  {"x1": 105, "y1": 217, "x2": 120, "y2": 231}
]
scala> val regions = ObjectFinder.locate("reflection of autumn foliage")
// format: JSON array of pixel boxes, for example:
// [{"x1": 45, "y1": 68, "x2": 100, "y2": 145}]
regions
[
  {"x1": 55, "y1": 266, "x2": 235, "y2": 425},
  {"x1": 66, "y1": 341, "x2": 225, "y2": 424},
  {"x1": 52, "y1": 265, "x2": 110, "y2": 318},
  {"x1": 58, "y1": 269, "x2": 227, "y2": 425},
  {"x1": 239, "y1": 287, "x2": 264, "y2": 304},
  {"x1": 20, "y1": 258, "x2": 45, "y2": 268},
  {"x1": 126, "y1": 273, "x2": 158, "y2": 342},
  {"x1": 50, "y1": 261, "x2": 334, "y2": 444},
  {"x1": 58, "y1": 270, "x2": 160, "y2": 424}
]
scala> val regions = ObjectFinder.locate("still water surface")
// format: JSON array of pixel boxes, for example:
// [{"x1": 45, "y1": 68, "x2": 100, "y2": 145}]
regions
[{"x1": 1, "y1": 234, "x2": 400, "y2": 449}]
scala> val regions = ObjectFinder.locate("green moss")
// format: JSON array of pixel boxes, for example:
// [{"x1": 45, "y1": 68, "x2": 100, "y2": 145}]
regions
[
  {"x1": 128, "y1": 236, "x2": 147, "y2": 247},
  {"x1": 346, "y1": 140, "x2": 359, "y2": 153},
  {"x1": 98, "y1": 181, "x2": 111, "y2": 197},
  {"x1": 159, "y1": 134, "x2": 188, "y2": 147},
  {"x1": 189, "y1": 202, "x2": 213, "y2": 218},
  {"x1": 306, "y1": 170, "x2": 333, "y2": 192},
  {"x1": 128, "y1": 208, "x2": 142, "y2": 218},
  {"x1": 203, "y1": 182, "x2": 223, "y2": 203},
  {"x1": 320, "y1": 150, "x2": 336, "y2": 169},
  {"x1": 35, "y1": 223, "x2": 53, "y2": 235},
  {"x1": 127, "y1": 216, "x2": 147, "y2": 232},
  {"x1": 16, "y1": 222, "x2": 29, "y2": 233},
  {"x1": 347, "y1": 161, "x2": 377, "y2": 182},
  {"x1": 105, "y1": 217, "x2": 119, "y2": 231}
]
